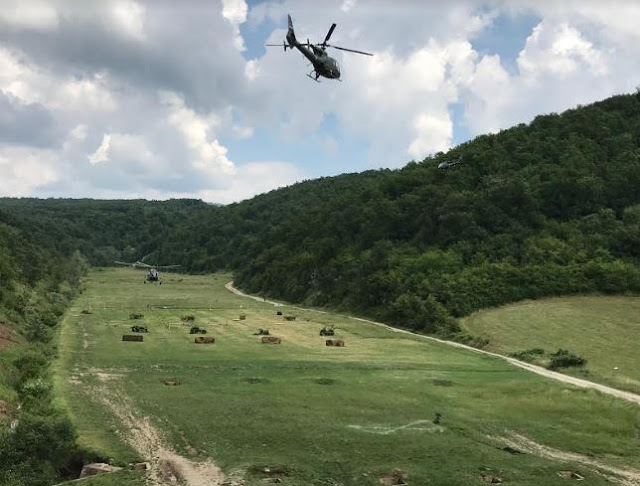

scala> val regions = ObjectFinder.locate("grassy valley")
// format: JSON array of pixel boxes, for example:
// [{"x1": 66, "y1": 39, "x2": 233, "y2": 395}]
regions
[
  {"x1": 462, "y1": 296, "x2": 640, "y2": 394},
  {"x1": 55, "y1": 268, "x2": 640, "y2": 485}
]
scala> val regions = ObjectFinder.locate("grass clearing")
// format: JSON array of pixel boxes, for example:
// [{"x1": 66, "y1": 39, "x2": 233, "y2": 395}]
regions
[
  {"x1": 55, "y1": 269, "x2": 640, "y2": 485},
  {"x1": 462, "y1": 296, "x2": 640, "y2": 394}
]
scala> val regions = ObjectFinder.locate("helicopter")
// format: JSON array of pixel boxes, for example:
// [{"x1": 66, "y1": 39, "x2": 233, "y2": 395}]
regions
[
  {"x1": 114, "y1": 259, "x2": 181, "y2": 284},
  {"x1": 266, "y1": 14, "x2": 373, "y2": 82},
  {"x1": 437, "y1": 155, "x2": 463, "y2": 170}
]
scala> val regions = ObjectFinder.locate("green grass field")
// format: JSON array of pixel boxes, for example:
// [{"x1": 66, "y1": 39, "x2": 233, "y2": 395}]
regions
[
  {"x1": 55, "y1": 269, "x2": 640, "y2": 485},
  {"x1": 462, "y1": 296, "x2": 640, "y2": 395}
]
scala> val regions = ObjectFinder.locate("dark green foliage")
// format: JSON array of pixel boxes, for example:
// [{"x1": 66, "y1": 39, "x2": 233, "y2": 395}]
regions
[
  {"x1": 0, "y1": 412, "x2": 78, "y2": 486},
  {"x1": 509, "y1": 348, "x2": 546, "y2": 363},
  {"x1": 548, "y1": 349, "x2": 587, "y2": 369},
  {"x1": 2, "y1": 93, "x2": 640, "y2": 337}
]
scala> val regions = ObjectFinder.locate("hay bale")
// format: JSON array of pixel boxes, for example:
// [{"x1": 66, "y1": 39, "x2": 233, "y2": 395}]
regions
[
  {"x1": 261, "y1": 336, "x2": 281, "y2": 344},
  {"x1": 79, "y1": 463, "x2": 122, "y2": 479},
  {"x1": 194, "y1": 336, "x2": 215, "y2": 344},
  {"x1": 325, "y1": 339, "x2": 345, "y2": 347},
  {"x1": 122, "y1": 334, "x2": 143, "y2": 342}
]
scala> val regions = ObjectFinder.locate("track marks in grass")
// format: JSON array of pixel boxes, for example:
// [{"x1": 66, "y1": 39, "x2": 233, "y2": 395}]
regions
[
  {"x1": 348, "y1": 420, "x2": 444, "y2": 435},
  {"x1": 94, "y1": 384, "x2": 238, "y2": 486},
  {"x1": 494, "y1": 432, "x2": 640, "y2": 486}
]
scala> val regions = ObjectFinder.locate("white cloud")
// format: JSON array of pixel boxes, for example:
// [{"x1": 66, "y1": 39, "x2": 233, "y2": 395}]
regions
[
  {"x1": 517, "y1": 22, "x2": 607, "y2": 79},
  {"x1": 222, "y1": 0, "x2": 248, "y2": 50},
  {"x1": 111, "y1": 0, "x2": 146, "y2": 41},
  {"x1": 199, "y1": 161, "x2": 305, "y2": 204},
  {"x1": 408, "y1": 113, "x2": 453, "y2": 158},
  {"x1": 0, "y1": 146, "x2": 58, "y2": 196},
  {"x1": 160, "y1": 91, "x2": 235, "y2": 176},
  {"x1": 1, "y1": 0, "x2": 640, "y2": 202},
  {"x1": 341, "y1": 0, "x2": 358, "y2": 13},
  {"x1": 0, "y1": 0, "x2": 59, "y2": 31}
]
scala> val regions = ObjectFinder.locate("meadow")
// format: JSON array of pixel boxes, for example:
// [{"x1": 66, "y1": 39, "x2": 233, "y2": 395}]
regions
[
  {"x1": 462, "y1": 296, "x2": 640, "y2": 395},
  {"x1": 55, "y1": 269, "x2": 640, "y2": 485}
]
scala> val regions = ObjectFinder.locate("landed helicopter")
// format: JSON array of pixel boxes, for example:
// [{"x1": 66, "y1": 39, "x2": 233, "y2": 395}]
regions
[
  {"x1": 114, "y1": 259, "x2": 180, "y2": 284},
  {"x1": 266, "y1": 14, "x2": 373, "y2": 81}
]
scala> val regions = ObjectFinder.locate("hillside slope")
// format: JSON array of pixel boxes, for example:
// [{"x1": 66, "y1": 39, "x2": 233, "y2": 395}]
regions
[
  {"x1": 160, "y1": 92, "x2": 640, "y2": 333},
  {"x1": 1, "y1": 93, "x2": 640, "y2": 335}
]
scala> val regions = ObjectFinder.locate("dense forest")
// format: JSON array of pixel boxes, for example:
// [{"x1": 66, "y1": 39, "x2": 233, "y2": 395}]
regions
[
  {"x1": 0, "y1": 220, "x2": 88, "y2": 485},
  {"x1": 2, "y1": 92, "x2": 640, "y2": 483},
  {"x1": 2, "y1": 93, "x2": 640, "y2": 337}
]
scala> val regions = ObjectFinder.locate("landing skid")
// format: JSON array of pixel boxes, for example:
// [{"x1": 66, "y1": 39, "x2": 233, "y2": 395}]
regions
[{"x1": 307, "y1": 71, "x2": 321, "y2": 82}]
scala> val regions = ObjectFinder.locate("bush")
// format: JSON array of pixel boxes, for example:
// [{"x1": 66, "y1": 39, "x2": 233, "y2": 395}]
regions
[
  {"x1": 509, "y1": 348, "x2": 545, "y2": 362},
  {"x1": 548, "y1": 349, "x2": 587, "y2": 369},
  {"x1": 0, "y1": 413, "x2": 78, "y2": 486}
]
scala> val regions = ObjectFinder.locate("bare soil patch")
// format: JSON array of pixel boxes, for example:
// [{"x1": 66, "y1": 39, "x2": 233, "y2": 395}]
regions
[
  {"x1": 0, "y1": 323, "x2": 19, "y2": 350},
  {"x1": 95, "y1": 384, "x2": 238, "y2": 486}
]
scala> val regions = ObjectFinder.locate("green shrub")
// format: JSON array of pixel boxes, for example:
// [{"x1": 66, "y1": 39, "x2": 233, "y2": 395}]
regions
[
  {"x1": 548, "y1": 349, "x2": 586, "y2": 369},
  {"x1": 509, "y1": 348, "x2": 545, "y2": 362}
]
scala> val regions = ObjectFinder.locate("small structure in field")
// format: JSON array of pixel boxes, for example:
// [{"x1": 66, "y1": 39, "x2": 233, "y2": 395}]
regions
[
  {"x1": 276, "y1": 311, "x2": 283, "y2": 316},
  {"x1": 130, "y1": 325, "x2": 148, "y2": 333},
  {"x1": 283, "y1": 315, "x2": 296, "y2": 321},
  {"x1": 122, "y1": 334, "x2": 143, "y2": 342},
  {"x1": 253, "y1": 328, "x2": 270, "y2": 336},
  {"x1": 181, "y1": 315, "x2": 195, "y2": 322},
  {"x1": 239, "y1": 314, "x2": 246, "y2": 320},
  {"x1": 319, "y1": 326, "x2": 335, "y2": 336},
  {"x1": 129, "y1": 313, "x2": 144, "y2": 320},
  {"x1": 79, "y1": 463, "x2": 122, "y2": 479},
  {"x1": 194, "y1": 336, "x2": 215, "y2": 344},
  {"x1": 261, "y1": 336, "x2": 281, "y2": 344},
  {"x1": 189, "y1": 326, "x2": 207, "y2": 334},
  {"x1": 325, "y1": 339, "x2": 344, "y2": 347}
]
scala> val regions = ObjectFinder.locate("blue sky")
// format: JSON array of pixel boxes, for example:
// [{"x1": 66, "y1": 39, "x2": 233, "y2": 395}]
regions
[{"x1": 1, "y1": 1, "x2": 639, "y2": 202}]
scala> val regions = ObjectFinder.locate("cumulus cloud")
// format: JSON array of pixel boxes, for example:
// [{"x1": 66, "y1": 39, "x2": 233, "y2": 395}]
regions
[
  {"x1": 0, "y1": 0, "x2": 639, "y2": 202},
  {"x1": 0, "y1": 90, "x2": 59, "y2": 147}
]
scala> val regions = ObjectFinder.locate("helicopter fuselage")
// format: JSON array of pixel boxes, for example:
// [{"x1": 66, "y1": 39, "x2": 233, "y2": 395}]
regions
[{"x1": 290, "y1": 39, "x2": 340, "y2": 80}]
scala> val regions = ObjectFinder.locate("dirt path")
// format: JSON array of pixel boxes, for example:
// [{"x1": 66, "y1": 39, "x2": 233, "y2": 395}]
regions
[
  {"x1": 225, "y1": 282, "x2": 640, "y2": 406},
  {"x1": 95, "y1": 383, "x2": 236, "y2": 486},
  {"x1": 497, "y1": 432, "x2": 640, "y2": 486}
]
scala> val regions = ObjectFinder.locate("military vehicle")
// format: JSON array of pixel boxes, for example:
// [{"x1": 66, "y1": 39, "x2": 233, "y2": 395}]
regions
[
  {"x1": 319, "y1": 326, "x2": 335, "y2": 336},
  {"x1": 266, "y1": 14, "x2": 373, "y2": 81},
  {"x1": 253, "y1": 328, "x2": 270, "y2": 336},
  {"x1": 131, "y1": 325, "x2": 148, "y2": 333},
  {"x1": 189, "y1": 326, "x2": 207, "y2": 334}
]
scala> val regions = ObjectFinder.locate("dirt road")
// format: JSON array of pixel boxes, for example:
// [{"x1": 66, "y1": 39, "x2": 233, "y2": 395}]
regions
[{"x1": 226, "y1": 282, "x2": 640, "y2": 406}]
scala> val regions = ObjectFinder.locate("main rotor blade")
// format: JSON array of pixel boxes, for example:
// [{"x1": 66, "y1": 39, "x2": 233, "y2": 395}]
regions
[
  {"x1": 324, "y1": 23, "x2": 336, "y2": 44},
  {"x1": 327, "y1": 44, "x2": 373, "y2": 56}
]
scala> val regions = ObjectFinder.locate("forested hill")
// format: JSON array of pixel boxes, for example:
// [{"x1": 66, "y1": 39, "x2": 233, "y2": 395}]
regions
[{"x1": 2, "y1": 92, "x2": 640, "y2": 335}]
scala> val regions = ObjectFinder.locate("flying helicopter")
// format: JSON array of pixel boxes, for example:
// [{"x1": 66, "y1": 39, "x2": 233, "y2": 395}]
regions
[
  {"x1": 437, "y1": 155, "x2": 464, "y2": 170},
  {"x1": 266, "y1": 14, "x2": 373, "y2": 81},
  {"x1": 114, "y1": 259, "x2": 181, "y2": 284}
]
